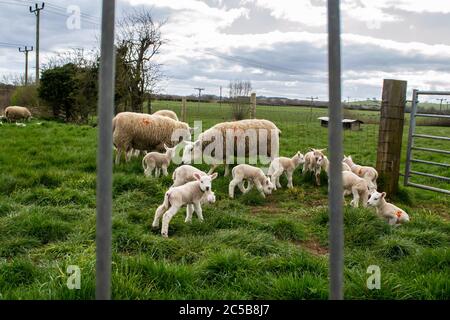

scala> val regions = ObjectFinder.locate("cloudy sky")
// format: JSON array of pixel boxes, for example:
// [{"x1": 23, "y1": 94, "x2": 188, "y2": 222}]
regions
[{"x1": 1, "y1": 0, "x2": 450, "y2": 101}]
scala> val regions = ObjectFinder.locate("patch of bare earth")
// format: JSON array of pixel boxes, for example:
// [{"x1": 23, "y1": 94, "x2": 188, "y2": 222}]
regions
[{"x1": 294, "y1": 239, "x2": 329, "y2": 256}]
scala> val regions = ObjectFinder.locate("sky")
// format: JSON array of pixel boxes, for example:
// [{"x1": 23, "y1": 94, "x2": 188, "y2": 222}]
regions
[{"x1": 1, "y1": 0, "x2": 450, "y2": 101}]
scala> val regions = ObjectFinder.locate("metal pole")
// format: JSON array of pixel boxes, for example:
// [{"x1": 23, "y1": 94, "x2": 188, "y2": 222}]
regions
[
  {"x1": 327, "y1": 0, "x2": 344, "y2": 300},
  {"x1": 404, "y1": 89, "x2": 418, "y2": 186},
  {"x1": 96, "y1": 0, "x2": 116, "y2": 300}
]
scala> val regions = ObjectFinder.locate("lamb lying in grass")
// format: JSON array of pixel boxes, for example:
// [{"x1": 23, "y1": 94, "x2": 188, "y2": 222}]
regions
[
  {"x1": 229, "y1": 164, "x2": 274, "y2": 198},
  {"x1": 142, "y1": 144, "x2": 177, "y2": 177},
  {"x1": 152, "y1": 172, "x2": 218, "y2": 237},
  {"x1": 343, "y1": 155, "x2": 378, "y2": 191},
  {"x1": 267, "y1": 151, "x2": 305, "y2": 189},
  {"x1": 367, "y1": 191, "x2": 410, "y2": 225},
  {"x1": 342, "y1": 171, "x2": 369, "y2": 208},
  {"x1": 171, "y1": 165, "x2": 206, "y2": 187}
]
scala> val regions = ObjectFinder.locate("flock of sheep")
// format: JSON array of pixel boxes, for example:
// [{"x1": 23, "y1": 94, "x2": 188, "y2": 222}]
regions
[{"x1": 112, "y1": 109, "x2": 410, "y2": 238}]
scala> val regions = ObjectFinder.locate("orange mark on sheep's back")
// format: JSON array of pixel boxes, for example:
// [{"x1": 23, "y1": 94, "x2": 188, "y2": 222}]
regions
[
  {"x1": 395, "y1": 211, "x2": 402, "y2": 218},
  {"x1": 142, "y1": 119, "x2": 151, "y2": 125},
  {"x1": 358, "y1": 168, "x2": 363, "y2": 176}
]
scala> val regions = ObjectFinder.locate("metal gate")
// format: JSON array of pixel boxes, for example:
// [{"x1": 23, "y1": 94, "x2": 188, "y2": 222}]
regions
[{"x1": 404, "y1": 89, "x2": 450, "y2": 194}]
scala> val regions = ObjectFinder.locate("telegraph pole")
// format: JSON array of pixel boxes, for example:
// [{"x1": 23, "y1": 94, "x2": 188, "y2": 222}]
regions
[
  {"x1": 30, "y1": 2, "x2": 45, "y2": 85},
  {"x1": 19, "y1": 46, "x2": 33, "y2": 85},
  {"x1": 436, "y1": 98, "x2": 446, "y2": 113},
  {"x1": 306, "y1": 96, "x2": 319, "y2": 121},
  {"x1": 194, "y1": 87, "x2": 204, "y2": 111}
]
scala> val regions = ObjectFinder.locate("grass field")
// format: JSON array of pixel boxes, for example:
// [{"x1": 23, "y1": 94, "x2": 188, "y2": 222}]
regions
[{"x1": 0, "y1": 101, "x2": 449, "y2": 299}]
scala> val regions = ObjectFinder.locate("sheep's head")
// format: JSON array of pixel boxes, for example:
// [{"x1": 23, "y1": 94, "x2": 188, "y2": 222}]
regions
[
  {"x1": 310, "y1": 148, "x2": 326, "y2": 163},
  {"x1": 181, "y1": 140, "x2": 202, "y2": 164},
  {"x1": 164, "y1": 143, "x2": 177, "y2": 159},
  {"x1": 194, "y1": 172, "x2": 218, "y2": 192},
  {"x1": 263, "y1": 177, "x2": 275, "y2": 195},
  {"x1": 367, "y1": 191, "x2": 385, "y2": 207},
  {"x1": 295, "y1": 151, "x2": 305, "y2": 164}
]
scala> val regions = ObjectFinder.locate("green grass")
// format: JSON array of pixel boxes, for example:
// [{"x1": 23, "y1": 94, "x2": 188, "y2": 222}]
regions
[{"x1": 0, "y1": 101, "x2": 449, "y2": 299}]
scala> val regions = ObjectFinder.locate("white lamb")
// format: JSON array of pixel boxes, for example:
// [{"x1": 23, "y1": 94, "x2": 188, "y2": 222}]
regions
[
  {"x1": 343, "y1": 155, "x2": 378, "y2": 191},
  {"x1": 367, "y1": 191, "x2": 410, "y2": 225},
  {"x1": 142, "y1": 144, "x2": 177, "y2": 177},
  {"x1": 303, "y1": 148, "x2": 326, "y2": 185},
  {"x1": 152, "y1": 172, "x2": 218, "y2": 237},
  {"x1": 171, "y1": 165, "x2": 206, "y2": 187},
  {"x1": 229, "y1": 164, "x2": 274, "y2": 198},
  {"x1": 267, "y1": 151, "x2": 305, "y2": 189},
  {"x1": 316, "y1": 156, "x2": 353, "y2": 175},
  {"x1": 342, "y1": 171, "x2": 370, "y2": 208}
]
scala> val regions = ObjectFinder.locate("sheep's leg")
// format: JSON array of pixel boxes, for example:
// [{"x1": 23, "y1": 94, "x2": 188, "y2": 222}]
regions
[
  {"x1": 287, "y1": 170, "x2": 294, "y2": 189},
  {"x1": 254, "y1": 180, "x2": 266, "y2": 198},
  {"x1": 193, "y1": 202, "x2": 204, "y2": 222},
  {"x1": 162, "y1": 165, "x2": 169, "y2": 177},
  {"x1": 315, "y1": 171, "x2": 321, "y2": 186},
  {"x1": 207, "y1": 164, "x2": 219, "y2": 175},
  {"x1": 361, "y1": 190, "x2": 369, "y2": 208},
  {"x1": 155, "y1": 167, "x2": 161, "y2": 178},
  {"x1": 244, "y1": 180, "x2": 253, "y2": 194},
  {"x1": 161, "y1": 205, "x2": 180, "y2": 238},
  {"x1": 237, "y1": 181, "x2": 246, "y2": 193},
  {"x1": 115, "y1": 149, "x2": 122, "y2": 165},
  {"x1": 152, "y1": 203, "x2": 167, "y2": 229},
  {"x1": 272, "y1": 168, "x2": 283, "y2": 189},
  {"x1": 228, "y1": 178, "x2": 240, "y2": 198},
  {"x1": 125, "y1": 149, "x2": 131, "y2": 163},
  {"x1": 185, "y1": 204, "x2": 194, "y2": 223},
  {"x1": 350, "y1": 187, "x2": 360, "y2": 208}
]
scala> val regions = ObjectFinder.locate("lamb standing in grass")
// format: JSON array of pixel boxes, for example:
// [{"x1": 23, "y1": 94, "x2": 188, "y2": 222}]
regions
[
  {"x1": 303, "y1": 148, "x2": 326, "y2": 185},
  {"x1": 142, "y1": 144, "x2": 177, "y2": 177},
  {"x1": 342, "y1": 171, "x2": 370, "y2": 208},
  {"x1": 343, "y1": 155, "x2": 378, "y2": 191},
  {"x1": 367, "y1": 191, "x2": 410, "y2": 225},
  {"x1": 229, "y1": 164, "x2": 274, "y2": 198},
  {"x1": 171, "y1": 165, "x2": 207, "y2": 187},
  {"x1": 267, "y1": 151, "x2": 305, "y2": 189},
  {"x1": 152, "y1": 173, "x2": 218, "y2": 237}
]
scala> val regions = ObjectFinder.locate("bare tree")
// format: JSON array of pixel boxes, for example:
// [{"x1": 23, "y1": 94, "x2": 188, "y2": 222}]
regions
[
  {"x1": 229, "y1": 80, "x2": 252, "y2": 120},
  {"x1": 116, "y1": 8, "x2": 166, "y2": 113}
]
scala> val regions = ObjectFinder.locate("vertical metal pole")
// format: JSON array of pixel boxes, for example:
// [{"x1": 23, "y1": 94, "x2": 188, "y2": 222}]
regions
[
  {"x1": 327, "y1": 0, "x2": 344, "y2": 300},
  {"x1": 96, "y1": 0, "x2": 116, "y2": 300},
  {"x1": 404, "y1": 89, "x2": 418, "y2": 186}
]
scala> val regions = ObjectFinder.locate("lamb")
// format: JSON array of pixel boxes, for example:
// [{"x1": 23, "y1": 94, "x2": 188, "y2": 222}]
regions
[
  {"x1": 4, "y1": 106, "x2": 32, "y2": 122},
  {"x1": 316, "y1": 156, "x2": 353, "y2": 175},
  {"x1": 142, "y1": 144, "x2": 177, "y2": 177},
  {"x1": 342, "y1": 171, "x2": 370, "y2": 208},
  {"x1": 367, "y1": 191, "x2": 410, "y2": 225},
  {"x1": 303, "y1": 148, "x2": 327, "y2": 185},
  {"x1": 343, "y1": 155, "x2": 378, "y2": 191},
  {"x1": 152, "y1": 172, "x2": 218, "y2": 237},
  {"x1": 267, "y1": 151, "x2": 305, "y2": 189},
  {"x1": 112, "y1": 112, "x2": 191, "y2": 164},
  {"x1": 153, "y1": 109, "x2": 179, "y2": 121},
  {"x1": 229, "y1": 164, "x2": 274, "y2": 198},
  {"x1": 171, "y1": 165, "x2": 207, "y2": 187},
  {"x1": 181, "y1": 119, "x2": 281, "y2": 176}
]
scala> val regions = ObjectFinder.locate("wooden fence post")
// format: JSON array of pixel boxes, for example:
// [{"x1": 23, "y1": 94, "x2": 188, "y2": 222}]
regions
[
  {"x1": 181, "y1": 97, "x2": 187, "y2": 122},
  {"x1": 376, "y1": 79, "x2": 407, "y2": 195},
  {"x1": 250, "y1": 92, "x2": 256, "y2": 118}
]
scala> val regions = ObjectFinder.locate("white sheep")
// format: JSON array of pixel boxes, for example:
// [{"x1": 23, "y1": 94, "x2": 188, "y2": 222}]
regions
[
  {"x1": 316, "y1": 156, "x2": 352, "y2": 175},
  {"x1": 267, "y1": 151, "x2": 305, "y2": 189},
  {"x1": 343, "y1": 155, "x2": 378, "y2": 191},
  {"x1": 153, "y1": 109, "x2": 179, "y2": 121},
  {"x1": 171, "y1": 165, "x2": 206, "y2": 187},
  {"x1": 152, "y1": 173, "x2": 218, "y2": 237},
  {"x1": 229, "y1": 164, "x2": 274, "y2": 198},
  {"x1": 303, "y1": 148, "x2": 326, "y2": 185},
  {"x1": 112, "y1": 112, "x2": 191, "y2": 164},
  {"x1": 367, "y1": 191, "x2": 410, "y2": 225},
  {"x1": 142, "y1": 144, "x2": 177, "y2": 177},
  {"x1": 342, "y1": 171, "x2": 370, "y2": 208},
  {"x1": 4, "y1": 106, "x2": 32, "y2": 122},
  {"x1": 181, "y1": 119, "x2": 281, "y2": 176}
]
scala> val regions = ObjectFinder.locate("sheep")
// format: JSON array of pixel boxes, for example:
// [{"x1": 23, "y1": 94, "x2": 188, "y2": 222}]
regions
[
  {"x1": 343, "y1": 155, "x2": 378, "y2": 191},
  {"x1": 4, "y1": 106, "x2": 32, "y2": 122},
  {"x1": 303, "y1": 148, "x2": 326, "y2": 185},
  {"x1": 142, "y1": 144, "x2": 177, "y2": 177},
  {"x1": 112, "y1": 112, "x2": 191, "y2": 164},
  {"x1": 153, "y1": 109, "x2": 179, "y2": 121},
  {"x1": 367, "y1": 191, "x2": 410, "y2": 225},
  {"x1": 267, "y1": 151, "x2": 305, "y2": 189},
  {"x1": 181, "y1": 119, "x2": 281, "y2": 176},
  {"x1": 316, "y1": 155, "x2": 353, "y2": 175},
  {"x1": 229, "y1": 164, "x2": 274, "y2": 198},
  {"x1": 342, "y1": 171, "x2": 370, "y2": 208},
  {"x1": 152, "y1": 172, "x2": 218, "y2": 237},
  {"x1": 171, "y1": 165, "x2": 207, "y2": 187}
]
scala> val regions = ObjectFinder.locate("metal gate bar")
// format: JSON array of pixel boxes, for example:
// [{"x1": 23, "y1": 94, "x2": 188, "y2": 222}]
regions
[{"x1": 404, "y1": 89, "x2": 450, "y2": 195}]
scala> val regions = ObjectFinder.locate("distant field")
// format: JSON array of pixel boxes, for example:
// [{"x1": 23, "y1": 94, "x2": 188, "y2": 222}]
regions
[{"x1": 0, "y1": 102, "x2": 449, "y2": 299}]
